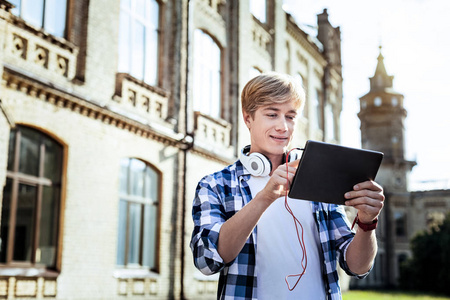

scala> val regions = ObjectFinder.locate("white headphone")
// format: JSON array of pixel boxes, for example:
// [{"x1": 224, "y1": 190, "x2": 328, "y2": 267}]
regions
[{"x1": 240, "y1": 145, "x2": 302, "y2": 177}]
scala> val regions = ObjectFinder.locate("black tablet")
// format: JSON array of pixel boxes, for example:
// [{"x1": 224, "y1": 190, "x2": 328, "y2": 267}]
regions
[{"x1": 288, "y1": 140, "x2": 384, "y2": 205}]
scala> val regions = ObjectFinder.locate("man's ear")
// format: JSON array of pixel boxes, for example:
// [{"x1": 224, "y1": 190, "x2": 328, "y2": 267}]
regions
[{"x1": 242, "y1": 110, "x2": 253, "y2": 129}]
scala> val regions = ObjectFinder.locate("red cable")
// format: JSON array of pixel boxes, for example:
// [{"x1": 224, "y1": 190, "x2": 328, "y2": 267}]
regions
[{"x1": 284, "y1": 149, "x2": 307, "y2": 291}]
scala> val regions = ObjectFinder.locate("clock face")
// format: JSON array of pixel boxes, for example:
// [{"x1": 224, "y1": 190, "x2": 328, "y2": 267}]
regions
[{"x1": 374, "y1": 97, "x2": 382, "y2": 106}]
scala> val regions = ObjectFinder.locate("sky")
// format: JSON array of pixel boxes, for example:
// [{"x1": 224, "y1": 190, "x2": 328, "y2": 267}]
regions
[{"x1": 282, "y1": 0, "x2": 450, "y2": 191}]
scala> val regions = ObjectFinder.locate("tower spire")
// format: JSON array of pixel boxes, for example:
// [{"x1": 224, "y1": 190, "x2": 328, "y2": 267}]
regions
[
  {"x1": 369, "y1": 44, "x2": 393, "y2": 91},
  {"x1": 374, "y1": 45, "x2": 388, "y2": 78}
]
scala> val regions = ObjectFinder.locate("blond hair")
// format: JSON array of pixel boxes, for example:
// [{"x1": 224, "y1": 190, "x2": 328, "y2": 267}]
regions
[{"x1": 241, "y1": 72, "x2": 305, "y2": 117}]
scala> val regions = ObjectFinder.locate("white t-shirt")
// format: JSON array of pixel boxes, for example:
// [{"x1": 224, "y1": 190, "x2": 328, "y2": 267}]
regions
[{"x1": 248, "y1": 175, "x2": 326, "y2": 300}]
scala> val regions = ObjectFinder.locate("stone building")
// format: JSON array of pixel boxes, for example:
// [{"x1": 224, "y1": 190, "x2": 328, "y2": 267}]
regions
[
  {"x1": 351, "y1": 47, "x2": 450, "y2": 288},
  {"x1": 0, "y1": 0, "x2": 343, "y2": 299}
]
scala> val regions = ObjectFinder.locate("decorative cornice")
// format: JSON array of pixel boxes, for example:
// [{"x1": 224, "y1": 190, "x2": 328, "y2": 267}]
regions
[
  {"x1": 191, "y1": 146, "x2": 235, "y2": 165},
  {"x1": 2, "y1": 67, "x2": 187, "y2": 149},
  {"x1": 286, "y1": 14, "x2": 326, "y2": 66}
]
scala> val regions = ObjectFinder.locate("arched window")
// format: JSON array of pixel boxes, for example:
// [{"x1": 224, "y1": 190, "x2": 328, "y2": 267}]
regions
[
  {"x1": 9, "y1": 0, "x2": 68, "y2": 37},
  {"x1": 117, "y1": 158, "x2": 159, "y2": 271},
  {"x1": 312, "y1": 89, "x2": 323, "y2": 130},
  {"x1": 395, "y1": 211, "x2": 407, "y2": 237},
  {"x1": 325, "y1": 104, "x2": 335, "y2": 140},
  {"x1": 295, "y1": 73, "x2": 307, "y2": 117},
  {"x1": 193, "y1": 29, "x2": 221, "y2": 119},
  {"x1": 1, "y1": 126, "x2": 63, "y2": 268},
  {"x1": 118, "y1": 0, "x2": 160, "y2": 86}
]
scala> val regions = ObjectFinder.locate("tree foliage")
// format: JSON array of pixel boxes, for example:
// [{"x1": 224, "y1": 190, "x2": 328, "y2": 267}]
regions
[{"x1": 399, "y1": 212, "x2": 450, "y2": 295}]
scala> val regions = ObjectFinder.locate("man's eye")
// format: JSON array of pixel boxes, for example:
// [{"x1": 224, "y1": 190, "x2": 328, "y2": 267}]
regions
[
  {"x1": 267, "y1": 114, "x2": 277, "y2": 118},
  {"x1": 286, "y1": 115, "x2": 296, "y2": 120}
]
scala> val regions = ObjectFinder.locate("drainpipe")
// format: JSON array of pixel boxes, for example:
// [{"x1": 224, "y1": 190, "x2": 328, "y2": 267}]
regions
[{"x1": 180, "y1": 0, "x2": 193, "y2": 299}]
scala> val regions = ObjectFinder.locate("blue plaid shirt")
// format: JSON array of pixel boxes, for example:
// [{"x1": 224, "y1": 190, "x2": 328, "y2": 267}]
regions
[{"x1": 190, "y1": 160, "x2": 367, "y2": 300}]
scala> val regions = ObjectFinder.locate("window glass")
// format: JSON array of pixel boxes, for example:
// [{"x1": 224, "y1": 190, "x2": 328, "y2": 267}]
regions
[
  {"x1": 250, "y1": 0, "x2": 266, "y2": 23},
  {"x1": 144, "y1": 21, "x2": 158, "y2": 85},
  {"x1": 118, "y1": 0, "x2": 159, "y2": 86},
  {"x1": 43, "y1": 137, "x2": 63, "y2": 181},
  {"x1": 0, "y1": 179, "x2": 13, "y2": 263},
  {"x1": 14, "y1": 184, "x2": 37, "y2": 262},
  {"x1": 21, "y1": 0, "x2": 44, "y2": 29},
  {"x1": 119, "y1": 159, "x2": 129, "y2": 195},
  {"x1": 312, "y1": 89, "x2": 322, "y2": 130},
  {"x1": 127, "y1": 202, "x2": 142, "y2": 265},
  {"x1": 7, "y1": 130, "x2": 16, "y2": 171},
  {"x1": 117, "y1": 158, "x2": 159, "y2": 269},
  {"x1": 135, "y1": 0, "x2": 145, "y2": 18},
  {"x1": 325, "y1": 104, "x2": 335, "y2": 140},
  {"x1": 116, "y1": 199, "x2": 127, "y2": 266},
  {"x1": 395, "y1": 211, "x2": 406, "y2": 237},
  {"x1": 9, "y1": 0, "x2": 21, "y2": 15},
  {"x1": 193, "y1": 29, "x2": 221, "y2": 119},
  {"x1": 12, "y1": 0, "x2": 67, "y2": 38},
  {"x1": 44, "y1": 0, "x2": 67, "y2": 37},
  {"x1": 37, "y1": 186, "x2": 59, "y2": 266},
  {"x1": 130, "y1": 159, "x2": 146, "y2": 197},
  {"x1": 131, "y1": 20, "x2": 145, "y2": 80},
  {"x1": 19, "y1": 127, "x2": 40, "y2": 176},
  {"x1": 144, "y1": 166, "x2": 158, "y2": 200},
  {"x1": 121, "y1": 0, "x2": 131, "y2": 9},
  {"x1": 142, "y1": 204, "x2": 156, "y2": 268},
  {"x1": 118, "y1": 12, "x2": 131, "y2": 73}
]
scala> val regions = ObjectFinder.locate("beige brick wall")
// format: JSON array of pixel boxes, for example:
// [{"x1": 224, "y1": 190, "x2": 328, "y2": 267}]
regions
[
  {"x1": 183, "y1": 152, "x2": 228, "y2": 299},
  {"x1": 1, "y1": 86, "x2": 179, "y2": 299}
]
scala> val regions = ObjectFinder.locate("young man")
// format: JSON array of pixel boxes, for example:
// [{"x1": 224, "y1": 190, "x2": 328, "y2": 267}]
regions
[{"x1": 190, "y1": 73, "x2": 384, "y2": 300}]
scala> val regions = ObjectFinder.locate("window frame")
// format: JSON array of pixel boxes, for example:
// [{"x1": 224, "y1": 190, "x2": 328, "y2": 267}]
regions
[
  {"x1": 117, "y1": 0, "x2": 162, "y2": 87},
  {"x1": 192, "y1": 28, "x2": 223, "y2": 120},
  {"x1": 1, "y1": 125, "x2": 63, "y2": 271},
  {"x1": 116, "y1": 158, "x2": 161, "y2": 273},
  {"x1": 9, "y1": 0, "x2": 70, "y2": 38},
  {"x1": 312, "y1": 89, "x2": 324, "y2": 131},
  {"x1": 394, "y1": 211, "x2": 407, "y2": 238}
]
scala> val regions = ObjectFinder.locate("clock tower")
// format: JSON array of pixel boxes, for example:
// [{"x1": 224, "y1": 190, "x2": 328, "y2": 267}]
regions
[{"x1": 358, "y1": 46, "x2": 416, "y2": 192}]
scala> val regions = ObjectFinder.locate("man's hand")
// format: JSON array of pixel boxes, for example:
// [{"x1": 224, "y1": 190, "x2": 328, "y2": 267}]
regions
[
  {"x1": 259, "y1": 160, "x2": 299, "y2": 205},
  {"x1": 344, "y1": 180, "x2": 385, "y2": 223}
]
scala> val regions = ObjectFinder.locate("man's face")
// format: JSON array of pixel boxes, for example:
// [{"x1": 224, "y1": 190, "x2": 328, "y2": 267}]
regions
[{"x1": 243, "y1": 100, "x2": 298, "y2": 157}]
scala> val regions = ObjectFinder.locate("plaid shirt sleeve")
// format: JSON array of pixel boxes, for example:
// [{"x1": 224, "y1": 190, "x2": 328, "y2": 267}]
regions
[
  {"x1": 190, "y1": 173, "x2": 228, "y2": 275},
  {"x1": 314, "y1": 202, "x2": 370, "y2": 299}
]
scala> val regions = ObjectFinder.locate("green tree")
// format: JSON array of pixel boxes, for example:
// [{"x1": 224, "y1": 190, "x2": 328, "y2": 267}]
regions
[{"x1": 400, "y1": 212, "x2": 450, "y2": 295}]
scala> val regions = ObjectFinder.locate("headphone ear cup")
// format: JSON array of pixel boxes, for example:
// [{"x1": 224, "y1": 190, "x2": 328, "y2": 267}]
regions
[
  {"x1": 240, "y1": 146, "x2": 272, "y2": 176},
  {"x1": 247, "y1": 153, "x2": 272, "y2": 177},
  {"x1": 287, "y1": 149, "x2": 302, "y2": 162}
]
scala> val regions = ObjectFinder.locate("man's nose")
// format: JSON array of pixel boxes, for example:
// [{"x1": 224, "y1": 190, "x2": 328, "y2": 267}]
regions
[{"x1": 275, "y1": 118, "x2": 288, "y2": 131}]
